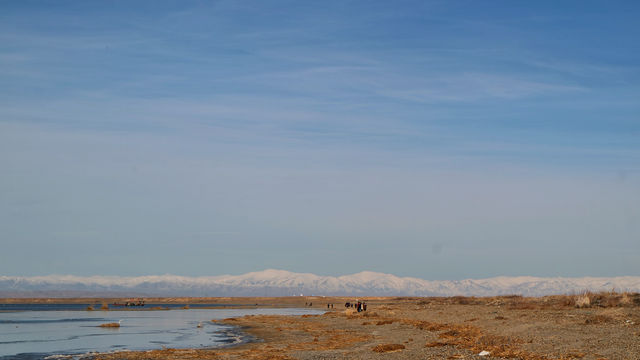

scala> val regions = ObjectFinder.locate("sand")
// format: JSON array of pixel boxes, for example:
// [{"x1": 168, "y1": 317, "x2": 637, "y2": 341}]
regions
[{"x1": 83, "y1": 294, "x2": 640, "y2": 360}]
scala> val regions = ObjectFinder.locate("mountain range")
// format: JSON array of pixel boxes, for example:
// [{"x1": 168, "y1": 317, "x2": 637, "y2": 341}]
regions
[{"x1": 2, "y1": 269, "x2": 639, "y2": 297}]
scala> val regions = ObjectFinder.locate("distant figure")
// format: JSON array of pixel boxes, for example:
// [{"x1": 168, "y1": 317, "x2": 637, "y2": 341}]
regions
[
  {"x1": 345, "y1": 302, "x2": 350, "y2": 308},
  {"x1": 327, "y1": 304, "x2": 330, "y2": 309},
  {"x1": 363, "y1": 303, "x2": 367, "y2": 311},
  {"x1": 309, "y1": 302, "x2": 312, "y2": 306}
]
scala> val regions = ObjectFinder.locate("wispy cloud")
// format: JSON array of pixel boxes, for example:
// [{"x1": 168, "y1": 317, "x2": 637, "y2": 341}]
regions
[
  {"x1": 1, "y1": 0, "x2": 639, "y2": 278},
  {"x1": 375, "y1": 72, "x2": 585, "y2": 103}
]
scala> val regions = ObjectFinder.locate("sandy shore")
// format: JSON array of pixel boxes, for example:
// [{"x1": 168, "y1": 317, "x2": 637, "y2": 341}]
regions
[{"x1": 6, "y1": 295, "x2": 639, "y2": 359}]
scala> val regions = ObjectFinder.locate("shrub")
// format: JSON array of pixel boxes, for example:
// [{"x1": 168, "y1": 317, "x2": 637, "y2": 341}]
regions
[
  {"x1": 620, "y1": 292, "x2": 633, "y2": 306},
  {"x1": 575, "y1": 294, "x2": 591, "y2": 308}
]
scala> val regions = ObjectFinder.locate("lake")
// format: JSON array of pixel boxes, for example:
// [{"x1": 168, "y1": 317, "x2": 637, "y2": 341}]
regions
[{"x1": 0, "y1": 305, "x2": 323, "y2": 359}]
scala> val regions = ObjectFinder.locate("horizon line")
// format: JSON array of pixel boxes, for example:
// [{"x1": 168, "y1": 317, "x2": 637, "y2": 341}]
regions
[{"x1": 3, "y1": 269, "x2": 640, "y2": 281}]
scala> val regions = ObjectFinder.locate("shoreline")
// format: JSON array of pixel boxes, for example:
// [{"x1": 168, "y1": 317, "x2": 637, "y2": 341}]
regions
[
  {"x1": 4, "y1": 294, "x2": 639, "y2": 359},
  {"x1": 91, "y1": 294, "x2": 639, "y2": 360},
  {"x1": 0, "y1": 296, "x2": 360, "y2": 305}
]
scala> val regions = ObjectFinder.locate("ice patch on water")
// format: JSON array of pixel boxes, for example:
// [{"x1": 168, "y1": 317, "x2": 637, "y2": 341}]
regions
[{"x1": 44, "y1": 350, "x2": 130, "y2": 360}]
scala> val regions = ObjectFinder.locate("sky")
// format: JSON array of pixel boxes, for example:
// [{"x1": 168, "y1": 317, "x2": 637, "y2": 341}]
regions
[{"x1": 1, "y1": 0, "x2": 639, "y2": 280}]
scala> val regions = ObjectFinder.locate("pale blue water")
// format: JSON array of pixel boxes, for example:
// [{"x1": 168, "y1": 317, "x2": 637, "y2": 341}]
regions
[{"x1": 0, "y1": 306, "x2": 322, "y2": 359}]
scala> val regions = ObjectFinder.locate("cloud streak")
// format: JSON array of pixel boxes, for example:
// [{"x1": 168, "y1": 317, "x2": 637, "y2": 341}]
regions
[{"x1": 1, "y1": 1, "x2": 639, "y2": 278}]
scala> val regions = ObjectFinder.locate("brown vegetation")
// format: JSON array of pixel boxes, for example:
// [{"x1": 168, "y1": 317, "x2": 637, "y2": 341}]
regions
[
  {"x1": 375, "y1": 319, "x2": 394, "y2": 325},
  {"x1": 58, "y1": 293, "x2": 639, "y2": 360},
  {"x1": 372, "y1": 343, "x2": 405, "y2": 352},
  {"x1": 420, "y1": 291, "x2": 640, "y2": 310},
  {"x1": 410, "y1": 320, "x2": 542, "y2": 359},
  {"x1": 99, "y1": 322, "x2": 120, "y2": 328},
  {"x1": 584, "y1": 314, "x2": 614, "y2": 325}
]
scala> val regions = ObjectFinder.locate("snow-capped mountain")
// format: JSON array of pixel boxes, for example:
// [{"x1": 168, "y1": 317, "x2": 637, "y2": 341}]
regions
[{"x1": 1, "y1": 270, "x2": 639, "y2": 297}]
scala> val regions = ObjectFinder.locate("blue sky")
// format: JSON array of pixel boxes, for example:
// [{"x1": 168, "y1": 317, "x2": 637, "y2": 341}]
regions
[{"x1": 1, "y1": 1, "x2": 639, "y2": 279}]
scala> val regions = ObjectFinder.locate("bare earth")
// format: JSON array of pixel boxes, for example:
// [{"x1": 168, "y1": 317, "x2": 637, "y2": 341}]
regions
[{"x1": 8, "y1": 295, "x2": 640, "y2": 360}]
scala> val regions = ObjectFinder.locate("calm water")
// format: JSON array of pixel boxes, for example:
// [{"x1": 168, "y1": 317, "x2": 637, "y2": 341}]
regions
[{"x1": 0, "y1": 305, "x2": 322, "y2": 359}]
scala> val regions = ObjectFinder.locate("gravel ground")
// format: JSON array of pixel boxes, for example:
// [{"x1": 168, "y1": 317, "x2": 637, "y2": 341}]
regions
[{"x1": 91, "y1": 295, "x2": 640, "y2": 360}]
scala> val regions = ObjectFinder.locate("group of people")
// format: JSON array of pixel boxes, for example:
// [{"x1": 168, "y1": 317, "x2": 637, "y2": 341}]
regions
[
  {"x1": 310, "y1": 301, "x2": 367, "y2": 312},
  {"x1": 345, "y1": 301, "x2": 367, "y2": 312}
]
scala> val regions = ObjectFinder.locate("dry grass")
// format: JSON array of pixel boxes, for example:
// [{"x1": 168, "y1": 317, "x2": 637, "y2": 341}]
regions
[
  {"x1": 570, "y1": 291, "x2": 640, "y2": 309},
  {"x1": 376, "y1": 320, "x2": 394, "y2": 325},
  {"x1": 361, "y1": 311, "x2": 379, "y2": 317},
  {"x1": 86, "y1": 305, "x2": 94, "y2": 311},
  {"x1": 411, "y1": 292, "x2": 640, "y2": 311},
  {"x1": 78, "y1": 294, "x2": 640, "y2": 360},
  {"x1": 372, "y1": 343, "x2": 405, "y2": 353},
  {"x1": 95, "y1": 348, "x2": 223, "y2": 360},
  {"x1": 100, "y1": 302, "x2": 109, "y2": 310},
  {"x1": 379, "y1": 293, "x2": 638, "y2": 359},
  {"x1": 584, "y1": 314, "x2": 614, "y2": 325},
  {"x1": 425, "y1": 341, "x2": 449, "y2": 347},
  {"x1": 399, "y1": 318, "x2": 551, "y2": 359},
  {"x1": 344, "y1": 308, "x2": 356, "y2": 316},
  {"x1": 557, "y1": 295, "x2": 577, "y2": 307},
  {"x1": 564, "y1": 350, "x2": 586, "y2": 358},
  {"x1": 448, "y1": 355, "x2": 465, "y2": 359},
  {"x1": 487, "y1": 291, "x2": 640, "y2": 311},
  {"x1": 449, "y1": 296, "x2": 484, "y2": 305},
  {"x1": 620, "y1": 292, "x2": 633, "y2": 306},
  {"x1": 575, "y1": 293, "x2": 591, "y2": 308},
  {"x1": 507, "y1": 302, "x2": 537, "y2": 310},
  {"x1": 99, "y1": 322, "x2": 120, "y2": 328}
]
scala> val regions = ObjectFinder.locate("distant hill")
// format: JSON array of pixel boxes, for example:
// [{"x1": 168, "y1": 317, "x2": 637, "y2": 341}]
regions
[{"x1": 2, "y1": 270, "x2": 639, "y2": 297}]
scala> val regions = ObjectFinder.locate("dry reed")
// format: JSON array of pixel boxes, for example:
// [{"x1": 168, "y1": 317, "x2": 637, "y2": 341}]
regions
[{"x1": 372, "y1": 344, "x2": 405, "y2": 353}]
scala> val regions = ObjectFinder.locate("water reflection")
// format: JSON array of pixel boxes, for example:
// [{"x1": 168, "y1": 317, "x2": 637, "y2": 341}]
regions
[{"x1": 0, "y1": 307, "x2": 322, "y2": 359}]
